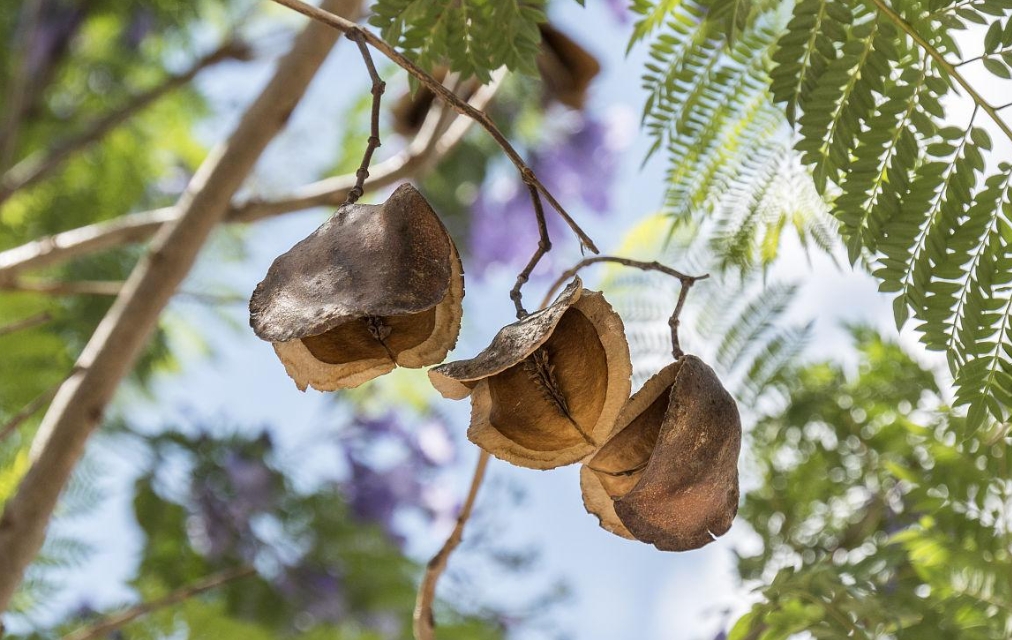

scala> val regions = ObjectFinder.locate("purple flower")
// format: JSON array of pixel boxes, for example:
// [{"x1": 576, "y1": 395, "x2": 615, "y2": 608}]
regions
[
  {"x1": 605, "y1": 0, "x2": 631, "y2": 24},
  {"x1": 188, "y1": 436, "x2": 280, "y2": 560},
  {"x1": 224, "y1": 450, "x2": 276, "y2": 516},
  {"x1": 344, "y1": 459, "x2": 422, "y2": 544},
  {"x1": 467, "y1": 112, "x2": 622, "y2": 274},
  {"x1": 277, "y1": 565, "x2": 346, "y2": 624},
  {"x1": 337, "y1": 411, "x2": 459, "y2": 545}
]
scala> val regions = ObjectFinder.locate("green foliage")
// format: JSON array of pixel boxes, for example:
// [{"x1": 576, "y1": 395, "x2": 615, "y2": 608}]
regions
[
  {"x1": 630, "y1": 0, "x2": 837, "y2": 273},
  {"x1": 764, "y1": 0, "x2": 1012, "y2": 427},
  {"x1": 369, "y1": 0, "x2": 548, "y2": 82},
  {"x1": 730, "y1": 329, "x2": 1012, "y2": 639},
  {"x1": 637, "y1": 0, "x2": 1012, "y2": 427}
]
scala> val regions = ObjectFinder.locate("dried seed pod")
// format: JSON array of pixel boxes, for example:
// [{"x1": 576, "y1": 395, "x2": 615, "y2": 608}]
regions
[
  {"x1": 390, "y1": 24, "x2": 599, "y2": 138},
  {"x1": 582, "y1": 356, "x2": 741, "y2": 551},
  {"x1": 429, "y1": 278, "x2": 631, "y2": 470},
  {"x1": 537, "y1": 23, "x2": 601, "y2": 110},
  {"x1": 390, "y1": 67, "x2": 480, "y2": 137},
  {"x1": 249, "y1": 183, "x2": 463, "y2": 391}
]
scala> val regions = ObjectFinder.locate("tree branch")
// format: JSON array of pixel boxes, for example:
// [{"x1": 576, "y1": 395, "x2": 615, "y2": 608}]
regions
[
  {"x1": 540, "y1": 256, "x2": 708, "y2": 359},
  {"x1": 509, "y1": 183, "x2": 552, "y2": 319},
  {"x1": 0, "y1": 280, "x2": 123, "y2": 297},
  {"x1": 268, "y1": 0, "x2": 599, "y2": 254},
  {"x1": 61, "y1": 566, "x2": 256, "y2": 640},
  {"x1": 0, "y1": 312, "x2": 51, "y2": 338},
  {"x1": 413, "y1": 451, "x2": 490, "y2": 640},
  {"x1": 344, "y1": 31, "x2": 385, "y2": 204},
  {"x1": 869, "y1": 0, "x2": 1012, "y2": 144},
  {"x1": 0, "y1": 0, "x2": 361, "y2": 612},
  {"x1": 0, "y1": 73, "x2": 502, "y2": 283},
  {"x1": 0, "y1": 374, "x2": 73, "y2": 445},
  {"x1": 539, "y1": 256, "x2": 708, "y2": 308},
  {"x1": 0, "y1": 40, "x2": 252, "y2": 205}
]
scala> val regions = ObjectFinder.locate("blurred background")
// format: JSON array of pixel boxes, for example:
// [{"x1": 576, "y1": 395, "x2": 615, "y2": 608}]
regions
[{"x1": 1, "y1": 1, "x2": 1010, "y2": 639}]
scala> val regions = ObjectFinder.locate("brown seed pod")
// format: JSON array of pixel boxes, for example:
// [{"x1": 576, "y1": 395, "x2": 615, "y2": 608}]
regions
[
  {"x1": 581, "y1": 356, "x2": 741, "y2": 551},
  {"x1": 537, "y1": 23, "x2": 601, "y2": 110},
  {"x1": 249, "y1": 183, "x2": 463, "y2": 391},
  {"x1": 429, "y1": 278, "x2": 631, "y2": 470},
  {"x1": 390, "y1": 24, "x2": 599, "y2": 138}
]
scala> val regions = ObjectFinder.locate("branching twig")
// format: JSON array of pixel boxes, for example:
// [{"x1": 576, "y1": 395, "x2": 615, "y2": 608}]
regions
[
  {"x1": 344, "y1": 31, "x2": 385, "y2": 204},
  {"x1": 0, "y1": 0, "x2": 360, "y2": 611},
  {"x1": 268, "y1": 0, "x2": 599, "y2": 255},
  {"x1": 510, "y1": 183, "x2": 552, "y2": 318},
  {"x1": 540, "y1": 256, "x2": 708, "y2": 359},
  {"x1": 869, "y1": 0, "x2": 1012, "y2": 144},
  {"x1": 0, "y1": 40, "x2": 252, "y2": 205},
  {"x1": 0, "y1": 312, "x2": 51, "y2": 338},
  {"x1": 0, "y1": 73, "x2": 503, "y2": 282},
  {"x1": 413, "y1": 451, "x2": 490, "y2": 640},
  {"x1": 539, "y1": 256, "x2": 708, "y2": 308},
  {"x1": 61, "y1": 565, "x2": 256, "y2": 640}
]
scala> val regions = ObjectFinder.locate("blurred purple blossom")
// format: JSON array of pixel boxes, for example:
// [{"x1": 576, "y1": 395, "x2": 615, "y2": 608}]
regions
[
  {"x1": 605, "y1": 0, "x2": 631, "y2": 24},
  {"x1": 189, "y1": 435, "x2": 280, "y2": 560},
  {"x1": 28, "y1": 1, "x2": 88, "y2": 80},
  {"x1": 468, "y1": 111, "x2": 626, "y2": 274},
  {"x1": 338, "y1": 411, "x2": 459, "y2": 546},
  {"x1": 123, "y1": 9, "x2": 157, "y2": 49},
  {"x1": 277, "y1": 565, "x2": 347, "y2": 624}
]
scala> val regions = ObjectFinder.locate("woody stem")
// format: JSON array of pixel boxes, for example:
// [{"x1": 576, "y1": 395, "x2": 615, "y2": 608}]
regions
[
  {"x1": 344, "y1": 31, "x2": 385, "y2": 204},
  {"x1": 510, "y1": 181, "x2": 552, "y2": 319}
]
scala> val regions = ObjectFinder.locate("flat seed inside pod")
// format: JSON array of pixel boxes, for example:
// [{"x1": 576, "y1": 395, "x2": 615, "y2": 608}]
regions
[
  {"x1": 487, "y1": 307, "x2": 607, "y2": 451},
  {"x1": 301, "y1": 308, "x2": 436, "y2": 365},
  {"x1": 588, "y1": 382, "x2": 672, "y2": 498}
]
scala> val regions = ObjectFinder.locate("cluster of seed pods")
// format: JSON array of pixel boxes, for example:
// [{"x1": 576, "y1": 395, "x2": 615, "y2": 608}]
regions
[{"x1": 250, "y1": 185, "x2": 741, "y2": 551}]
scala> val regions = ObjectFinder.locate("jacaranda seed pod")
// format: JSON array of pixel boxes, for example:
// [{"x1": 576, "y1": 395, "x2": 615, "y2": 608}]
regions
[
  {"x1": 249, "y1": 183, "x2": 463, "y2": 391},
  {"x1": 429, "y1": 278, "x2": 631, "y2": 470},
  {"x1": 581, "y1": 356, "x2": 741, "y2": 551}
]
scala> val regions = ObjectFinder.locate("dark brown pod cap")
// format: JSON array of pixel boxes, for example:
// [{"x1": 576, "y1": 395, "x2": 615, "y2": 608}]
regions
[
  {"x1": 537, "y1": 23, "x2": 601, "y2": 110},
  {"x1": 583, "y1": 356, "x2": 741, "y2": 551},
  {"x1": 429, "y1": 278, "x2": 632, "y2": 470},
  {"x1": 249, "y1": 183, "x2": 463, "y2": 391}
]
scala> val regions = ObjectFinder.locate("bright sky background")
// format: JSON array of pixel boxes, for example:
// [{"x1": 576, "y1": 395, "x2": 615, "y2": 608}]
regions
[{"x1": 41, "y1": 2, "x2": 1002, "y2": 639}]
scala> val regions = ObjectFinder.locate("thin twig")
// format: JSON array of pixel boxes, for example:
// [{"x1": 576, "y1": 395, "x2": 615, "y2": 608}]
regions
[
  {"x1": 413, "y1": 451, "x2": 490, "y2": 640},
  {"x1": 668, "y1": 277, "x2": 697, "y2": 360},
  {"x1": 344, "y1": 31, "x2": 385, "y2": 204},
  {"x1": 268, "y1": 0, "x2": 599, "y2": 255},
  {"x1": 61, "y1": 566, "x2": 256, "y2": 640},
  {"x1": 510, "y1": 183, "x2": 552, "y2": 318},
  {"x1": 539, "y1": 256, "x2": 708, "y2": 359},
  {"x1": 0, "y1": 311, "x2": 51, "y2": 338},
  {"x1": 0, "y1": 73, "x2": 503, "y2": 282},
  {"x1": 0, "y1": 40, "x2": 252, "y2": 205},
  {"x1": 997, "y1": 102, "x2": 1012, "y2": 112},
  {"x1": 0, "y1": 372, "x2": 77, "y2": 444},
  {"x1": 539, "y1": 256, "x2": 708, "y2": 309},
  {"x1": 1, "y1": 280, "x2": 123, "y2": 296},
  {"x1": 868, "y1": 0, "x2": 1012, "y2": 144}
]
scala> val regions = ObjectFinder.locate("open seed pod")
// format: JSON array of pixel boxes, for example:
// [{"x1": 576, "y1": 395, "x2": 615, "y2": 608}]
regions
[
  {"x1": 581, "y1": 356, "x2": 741, "y2": 551},
  {"x1": 429, "y1": 277, "x2": 631, "y2": 470},
  {"x1": 249, "y1": 183, "x2": 463, "y2": 391}
]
